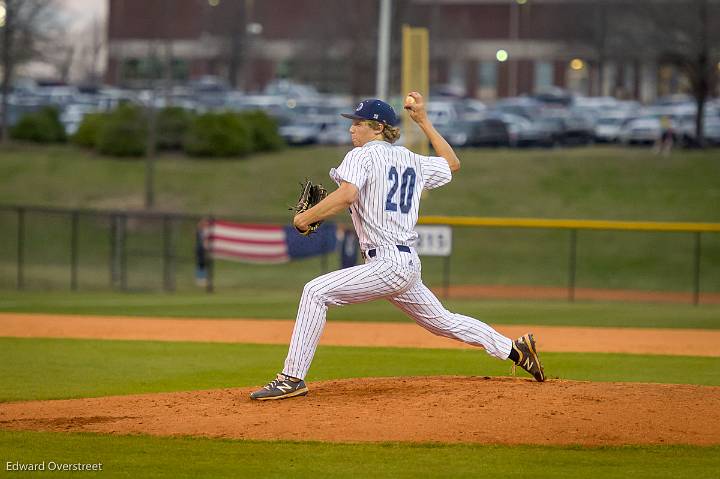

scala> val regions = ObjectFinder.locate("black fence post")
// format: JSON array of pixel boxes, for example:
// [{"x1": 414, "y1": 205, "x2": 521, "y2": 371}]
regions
[
  {"x1": 70, "y1": 211, "x2": 79, "y2": 291},
  {"x1": 120, "y1": 214, "x2": 128, "y2": 291},
  {"x1": 693, "y1": 231, "x2": 701, "y2": 306},
  {"x1": 206, "y1": 216, "x2": 214, "y2": 294},
  {"x1": 163, "y1": 215, "x2": 175, "y2": 292},
  {"x1": 109, "y1": 214, "x2": 116, "y2": 289},
  {"x1": 443, "y1": 256, "x2": 451, "y2": 300},
  {"x1": 567, "y1": 229, "x2": 578, "y2": 302},
  {"x1": 16, "y1": 207, "x2": 25, "y2": 290}
]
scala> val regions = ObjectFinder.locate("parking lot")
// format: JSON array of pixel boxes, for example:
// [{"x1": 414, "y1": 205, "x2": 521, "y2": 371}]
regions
[{"x1": 3, "y1": 77, "x2": 720, "y2": 149}]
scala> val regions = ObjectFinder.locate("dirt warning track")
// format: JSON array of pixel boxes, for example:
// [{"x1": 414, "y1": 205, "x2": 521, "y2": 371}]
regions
[{"x1": 0, "y1": 313, "x2": 718, "y2": 357}]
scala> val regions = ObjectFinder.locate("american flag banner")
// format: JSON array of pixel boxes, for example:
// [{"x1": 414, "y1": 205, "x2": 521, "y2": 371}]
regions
[{"x1": 202, "y1": 220, "x2": 337, "y2": 264}]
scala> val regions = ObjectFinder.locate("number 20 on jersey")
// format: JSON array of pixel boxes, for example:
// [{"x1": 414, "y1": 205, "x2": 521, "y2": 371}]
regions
[{"x1": 385, "y1": 166, "x2": 416, "y2": 214}]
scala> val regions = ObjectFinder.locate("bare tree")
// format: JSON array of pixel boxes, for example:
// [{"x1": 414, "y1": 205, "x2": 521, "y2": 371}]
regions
[
  {"x1": 616, "y1": 0, "x2": 720, "y2": 146},
  {"x1": 650, "y1": 0, "x2": 720, "y2": 147},
  {"x1": 73, "y1": 16, "x2": 105, "y2": 85},
  {"x1": 0, "y1": 0, "x2": 59, "y2": 142}
]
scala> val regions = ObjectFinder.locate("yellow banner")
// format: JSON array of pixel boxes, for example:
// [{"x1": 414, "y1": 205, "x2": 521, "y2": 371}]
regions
[{"x1": 402, "y1": 25, "x2": 429, "y2": 156}]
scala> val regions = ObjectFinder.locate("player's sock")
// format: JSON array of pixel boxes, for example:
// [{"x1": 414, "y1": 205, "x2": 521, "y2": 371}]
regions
[{"x1": 507, "y1": 347, "x2": 520, "y2": 363}]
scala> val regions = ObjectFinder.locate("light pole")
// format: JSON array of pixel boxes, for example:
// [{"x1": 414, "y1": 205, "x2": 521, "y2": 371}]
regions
[{"x1": 376, "y1": 0, "x2": 391, "y2": 99}]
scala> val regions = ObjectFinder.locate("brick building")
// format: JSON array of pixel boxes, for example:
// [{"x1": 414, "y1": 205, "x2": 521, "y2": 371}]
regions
[{"x1": 106, "y1": 0, "x2": 692, "y2": 101}]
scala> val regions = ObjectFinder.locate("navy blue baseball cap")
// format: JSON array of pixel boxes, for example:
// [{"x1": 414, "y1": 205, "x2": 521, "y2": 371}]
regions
[{"x1": 341, "y1": 99, "x2": 399, "y2": 126}]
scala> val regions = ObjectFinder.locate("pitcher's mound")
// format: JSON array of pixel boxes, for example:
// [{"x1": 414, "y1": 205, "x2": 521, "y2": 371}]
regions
[{"x1": 1, "y1": 376, "x2": 719, "y2": 446}]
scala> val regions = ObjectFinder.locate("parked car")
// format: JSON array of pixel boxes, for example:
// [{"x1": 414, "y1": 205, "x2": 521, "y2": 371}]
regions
[
  {"x1": 424, "y1": 101, "x2": 473, "y2": 147},
  {"x1": 226, "y1": 94, "x2": 292, "y2": 118},
  {"x1": 466, "y1": 117, "x2": 510, "y2": 147},
  {"x1": 676, "y1": 114, "x2": 720, "y2": 146},
  {"x1": 594, "y1": 115, "x2": 634, "y2": 143},
  {"x1": 277, "y1": 116, "x2": 326, "y2": 145},
  {"x1": 60, "y1": 103, "x2": 98, "y2": 135},
  {"x1": 492, "y1": 97, "x2": 543, "y2": 120},
  {"x1": 490, "y1": 113, "x2": 543, "y2": 147},
  {"x1": 618, "y1": 116, "x2": 666, "y2": 145},
  {"x1": 562, "y1": 114, "x2": 595, "y2": 145},
  {"x1": 316, "y1": 119, "x2": 351, "y2": 145},
  {"x1": 456, "y1": 99, "x2": 488, "y2": 122},
  {"x1": 515, "y1": 118, "x2": 558, "y2": 147},
  {"x1": 534, "y1": 113, "x2": 594, "y2": 146}
]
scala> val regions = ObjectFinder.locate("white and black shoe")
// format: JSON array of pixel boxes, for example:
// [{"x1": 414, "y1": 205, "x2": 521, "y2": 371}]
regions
[{"x1": 250, "y1": 373, "x2": 309, "y2": 401}]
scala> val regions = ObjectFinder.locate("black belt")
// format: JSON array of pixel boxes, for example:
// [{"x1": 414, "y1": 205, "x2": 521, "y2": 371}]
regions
[{"x1": 367, "y1": 245, "x2": 411, "y2": 258}]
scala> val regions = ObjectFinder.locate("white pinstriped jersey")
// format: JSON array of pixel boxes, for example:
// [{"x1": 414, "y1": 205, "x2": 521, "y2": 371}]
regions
[{"x1": 329, "y1": 140, "x2": 452, "y2": 251}]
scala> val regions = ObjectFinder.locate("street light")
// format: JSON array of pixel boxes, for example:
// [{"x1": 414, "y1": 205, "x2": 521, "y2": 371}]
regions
[
  {"x1": 0, "y1": 2, "x2": 6, "y2": 28},
  {"x1": 496, "y1": 49, "x2": 509, "y2": 62},
  {"x1": 570, "y1": 58, "x2": 585, "y2": 71}
]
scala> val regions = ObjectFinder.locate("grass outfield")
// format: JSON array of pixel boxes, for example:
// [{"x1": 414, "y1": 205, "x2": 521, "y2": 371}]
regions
[
  {"x1": 1, "y1": 291, "x2": 719, "y2": 329},
  {"x1": 2, "y1": 431, "x2": 718, "y2": 479},
  {"x1": 1, "y1": 144, "x2": 719, "y2": 221},
  {"x1": 1, "y1": 338, "x2": 719, "y2": 402}
]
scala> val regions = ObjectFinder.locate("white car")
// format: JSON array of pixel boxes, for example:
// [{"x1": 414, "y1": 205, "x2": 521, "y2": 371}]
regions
[
  {"x1": 677, "y1": 115, "x2": 720, "y2": 146},
  {"x1": 60, "y1": 103, "x2": 98, "y2": 135},
  {"x1": 619, "y1": 116, "x2": 665, "y2": 145},
  {"x1": 595, "y1": 116, "x2": 634, "y2": 143}
]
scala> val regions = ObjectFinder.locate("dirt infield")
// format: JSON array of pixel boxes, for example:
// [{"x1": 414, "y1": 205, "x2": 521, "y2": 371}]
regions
[
  {"x1": 2, "y1": 313, "x2": 720, "y2": 446},
  {"x1": 1, "y1": 313, "x2": 719, "y2": 356},
  {"x1": 1, "y1": 377, "x2": 719, "y2": 446}
]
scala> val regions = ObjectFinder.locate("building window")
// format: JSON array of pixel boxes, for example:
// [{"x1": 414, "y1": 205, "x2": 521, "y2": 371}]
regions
[
  {"x1": 171, "y1": 59, "x2": 189, "y2": 81},
  {"x1": 624, "y1": 62, "x2": 636, "y2": 92},
  {"x1": 121, "y1": 57, "x2": 188, "y2": 83},
  {"x1": 477, "y1": 61, "x2": 497, "y2": 100},
  {"x1": 534, "y1": 61, "x2": 553, "y2": 92},
  {"x1": 449, "y1": 60, "x2": 466, "y2": 88}
]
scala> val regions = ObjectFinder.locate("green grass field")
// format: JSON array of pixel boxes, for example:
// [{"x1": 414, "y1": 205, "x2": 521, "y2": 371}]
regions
[
  {"x1": 2, "y1": 337, "x2": 720, "y2": 402},
  {"x1": 2, "y1": 291, "x2": 719, "y2": 329},
  {"x1": 1, "y1": 334, "x2": 719, "y2": 477},
  {"x1": 2, "y1": 144, "x2": 719, "y2": 477},
  {"x1": 2, "y1": 431, "x2": 718, "y2": 479}
]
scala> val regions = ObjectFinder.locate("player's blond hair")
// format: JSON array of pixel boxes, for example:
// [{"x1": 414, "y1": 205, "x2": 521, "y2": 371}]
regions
[{"x1": 366, "y1": 120, "x2": 401, "y2": 144}]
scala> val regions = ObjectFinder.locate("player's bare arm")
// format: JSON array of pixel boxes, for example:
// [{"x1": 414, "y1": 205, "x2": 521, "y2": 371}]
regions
[
  {"x1": 294, "y1": 181, "x2": 358, "y2": 232},
  {"x1": 404, "y1": 92, "x2": 461, "y2": 172}
]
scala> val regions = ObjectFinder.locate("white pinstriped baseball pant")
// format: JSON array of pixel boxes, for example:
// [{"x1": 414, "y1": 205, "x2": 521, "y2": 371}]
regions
[{"x1": 283, "y1": 245, "x2": 513, "y2": 380}]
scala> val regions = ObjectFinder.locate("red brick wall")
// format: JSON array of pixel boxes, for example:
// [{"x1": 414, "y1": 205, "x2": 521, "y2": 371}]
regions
[
  {"x1": 517, "y1": 60, "x2": 534, "y2": 95},
  {"x1": 553, "y1": 60, "x2": 567, "y2": 88},
  {"x1": 109, "y1": 0, "x2": 203, "y2": 39}
]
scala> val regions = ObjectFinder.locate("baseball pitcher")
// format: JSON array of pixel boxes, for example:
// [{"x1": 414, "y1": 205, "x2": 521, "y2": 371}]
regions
[{"x1": 250, "y1": 93, "x2": 545, "y2": 400}]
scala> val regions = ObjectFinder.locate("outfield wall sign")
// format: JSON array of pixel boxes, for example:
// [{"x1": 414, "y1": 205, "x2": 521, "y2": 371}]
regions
[{"x1": 415, "y1": 225, "x2": 452, "y2": 256}]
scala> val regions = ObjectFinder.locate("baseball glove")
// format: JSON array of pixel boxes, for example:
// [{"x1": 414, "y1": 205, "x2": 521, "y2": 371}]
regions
[{"x1": 290, "y1": 179, "x2": 328, "y2": 236}]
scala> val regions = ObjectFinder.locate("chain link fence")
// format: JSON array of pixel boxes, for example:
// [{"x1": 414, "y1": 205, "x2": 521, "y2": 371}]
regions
[{"x1": 1, "y1": 205, "x2": 718, "y2": 304}]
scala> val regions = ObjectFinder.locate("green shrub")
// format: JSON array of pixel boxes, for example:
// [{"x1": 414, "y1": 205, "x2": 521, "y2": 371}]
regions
[
  {"x1": 96, "y1": 105, "x2": 148, "y2": 157},
  {"x1": 10, "y1": 107, "x2": 66, "y2": 143},
  {"x1": 239, "y1": 110, "x2": 285, "y2": 152},
  {"x1": 184, "y1": 112, "x2": 252, "y2": 157},
  {"x1": 71, "y1": 112, "x2": 107, "y2": 148},
  {"x1": 156, "y1": 107, "x2": 193, "y2": 151}
]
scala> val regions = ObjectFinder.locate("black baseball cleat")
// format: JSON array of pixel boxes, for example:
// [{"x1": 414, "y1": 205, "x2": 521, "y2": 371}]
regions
[
  {"x1": 250, "y1": 373, "x2": 309, "y2": 401},
  {"x1": 512, "y1": 333, "x2": 546, "y2": 382}
]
